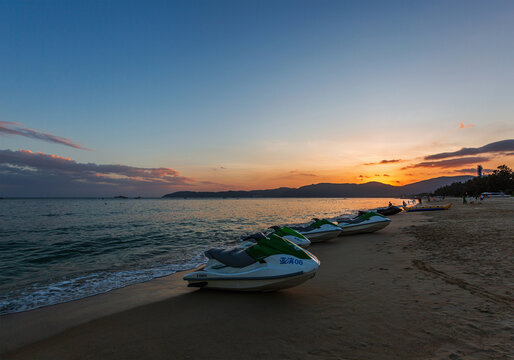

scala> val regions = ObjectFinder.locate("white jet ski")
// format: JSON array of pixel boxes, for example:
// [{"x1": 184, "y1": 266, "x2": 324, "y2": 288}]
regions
[
  {"x1": 336, "y1": 211, "x2": 391, "y2": 236},
  {"x1": 183, "y1": 233, "x2": 320, "y2": 291},
  {"x1": 290, "y1": 218, "x2": 342, "y2": 242}
]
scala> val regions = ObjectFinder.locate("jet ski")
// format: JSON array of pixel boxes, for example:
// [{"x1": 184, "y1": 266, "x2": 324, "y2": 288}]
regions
[
  {"x1": 183, "y1": 232, "x2": 320, "y2": 291},
  {"x1": 236, "y1": 226, "x2": 310, "y2": 249},
  {"x1": 336, "y1": 211, "x2": 391, "y2": 236},
  {"x1": 268, "y1": 225, "x2": 311, "y2": 248},
  {"x1": 358, "y1": 205, "x2": 402, "y2": 216},
  {"x1": 290, "y1": 218, "x2": 342, "y2": 242}
]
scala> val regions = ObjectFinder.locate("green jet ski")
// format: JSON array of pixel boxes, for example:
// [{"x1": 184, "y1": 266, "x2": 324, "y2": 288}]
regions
[
  {"x1": 290, "y1": 218, "x2": 342, "y2": 242},
  {"x1": 336, "y1": 211, "x2": 391, "y2": 236},
  {"x1": 184, "y1": 232, "x2": 320, "y2": 291},
  {"x1": 268, "y1": 225, "x2": 311, "y2": 248}
]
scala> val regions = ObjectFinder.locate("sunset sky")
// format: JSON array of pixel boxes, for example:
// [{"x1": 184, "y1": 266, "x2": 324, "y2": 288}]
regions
[{"x1": 1, "y1": 0, "x2": 513, "y2": 196}]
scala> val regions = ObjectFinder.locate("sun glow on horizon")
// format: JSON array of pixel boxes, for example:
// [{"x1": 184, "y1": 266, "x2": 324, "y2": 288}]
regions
[{"x1": 1, "y1": 1, "x2": 514, "y2": 196}]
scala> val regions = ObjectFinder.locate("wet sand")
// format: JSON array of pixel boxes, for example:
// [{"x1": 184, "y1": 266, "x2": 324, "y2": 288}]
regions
[{"x1": 1, "y1": 198, "x2": 513, "y2": 359}]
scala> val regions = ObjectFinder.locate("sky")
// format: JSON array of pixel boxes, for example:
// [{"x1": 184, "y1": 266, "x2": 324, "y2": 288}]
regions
[{"x1": 1, "y1": 0, "x2": 513, "y2": 197}]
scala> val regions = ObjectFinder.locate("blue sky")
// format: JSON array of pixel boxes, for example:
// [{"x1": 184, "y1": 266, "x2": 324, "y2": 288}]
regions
[{"x1": 1, "y1": 0, "x2": 513, "y2": 196}]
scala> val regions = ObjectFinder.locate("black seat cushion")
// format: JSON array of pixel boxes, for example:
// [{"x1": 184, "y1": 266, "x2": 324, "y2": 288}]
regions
[{"x1": 205, "y1": 247, "x2": 256, "y2": 268}]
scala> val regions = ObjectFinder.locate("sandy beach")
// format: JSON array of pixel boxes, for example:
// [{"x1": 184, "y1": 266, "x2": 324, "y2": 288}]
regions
[{"x1": 1, "y1": 198, "x2": 513, "y2": 360}]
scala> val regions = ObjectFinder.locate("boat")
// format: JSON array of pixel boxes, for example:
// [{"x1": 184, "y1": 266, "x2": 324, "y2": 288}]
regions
[
  {"x1": 402, "y1": 203, "x2": 452, "y2": 212},
  {"x1": 290, "y1": 218, "x2": 342, "y2": 242},
  {"x1": 336, "y1": 211, "x2": 391, "y2": 236},
  {"x1": 481, "y1": 192, "x2": 509, "y2": 198},
  {"x1": 183, "y1": 233, "x2": 320, "y2": 291},
  {"x1": 358, "y1": 205, "x2": 402, "y2": 216},
  {"x1": 268, "y1": 226, "x2": 311, "y2": 248}
]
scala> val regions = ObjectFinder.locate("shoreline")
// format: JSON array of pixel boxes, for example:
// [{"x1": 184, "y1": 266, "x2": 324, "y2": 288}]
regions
[
  {"x1": 0, "y1": 267, "x2": 197, "y2": 354},
  {"x1": 2, "y1": 198, "x2": 513, "y2": 359},
  {"x1": 0, "y1": 261, "x2": 205, "y2": 318},
  {"x1": 0, "y1": 197, "x2": 405, "y2": 318}
]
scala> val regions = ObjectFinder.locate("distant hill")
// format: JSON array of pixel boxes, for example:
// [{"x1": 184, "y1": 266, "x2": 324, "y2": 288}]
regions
[{"x1": 163, "y1": 176, "x2": 473, "y2": 198}]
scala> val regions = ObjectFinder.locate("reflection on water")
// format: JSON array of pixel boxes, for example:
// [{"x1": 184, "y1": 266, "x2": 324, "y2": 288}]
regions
[{"x1": 0, "y1": 197, "x2": 399, "y2": 314}]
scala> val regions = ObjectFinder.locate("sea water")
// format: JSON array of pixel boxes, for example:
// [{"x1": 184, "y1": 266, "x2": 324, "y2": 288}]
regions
[{"x1": 0, "y1": 197, "x2": 399, "y2": 314}]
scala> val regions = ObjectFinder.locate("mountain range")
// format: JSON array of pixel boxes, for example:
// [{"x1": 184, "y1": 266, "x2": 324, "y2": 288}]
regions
[{"x1": 162, "y1": 176, "x2": 473, "y2": 198}]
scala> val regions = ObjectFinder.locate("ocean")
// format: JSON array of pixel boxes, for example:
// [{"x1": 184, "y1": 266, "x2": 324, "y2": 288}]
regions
[{"x1": 0, "y1": 197, "x2": 400, "y2": 315}]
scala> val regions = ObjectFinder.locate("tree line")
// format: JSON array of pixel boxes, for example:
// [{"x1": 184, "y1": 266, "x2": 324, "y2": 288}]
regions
[{"x1": 433, "y1": 165, "x2": 513, "y2": 197}]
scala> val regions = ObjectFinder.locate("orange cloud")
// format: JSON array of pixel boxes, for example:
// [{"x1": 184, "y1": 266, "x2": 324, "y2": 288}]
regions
[
  {"x1": 459, "y1": 122, "x2": 474, "y2": 129},
  {"x1": 362, "y1": 159, "x2": 404, "y2": 165},
  {"x1": 362, "y1": 159, "x2": 403, "y2": 166},
  {"x1": 275, "y1": 170, "x2": 318, "y2": 181},
  {"x1": 46, "y1": 152, "x2": 72, "y2": 161}
]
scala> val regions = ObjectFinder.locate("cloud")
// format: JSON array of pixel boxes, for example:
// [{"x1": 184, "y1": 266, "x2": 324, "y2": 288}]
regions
[
  {"x1": 362, "y1": 159, "x2": 403, "y2": 166},
  {"x1": 0, "y1": 121, "x2": 89, "y2": 150},
  {"x1": 424, "y1": 139, "x2": 514, "y2": 160},
  {"x1": 402, "y1": 156, "x2": 489, "y2": 170},
  {"x1": 459, "y1": 122, "x2": 474, "y2": 129},
  {"x1": 211, "y1": 166, "x2": 227, "y2": 171},
  {"x1": 453, "y1": 168, "x2": 493, "y2": 174},
  {"x1": 382, "y1": 174, "x2": 390, "y2": 177},
  {"x1": 0, "y1": 149, "x2": 195, "y2": 196},
  {"x1": 277, "y1": 170, "x2": 318, "y2": 180},
  {"x1": 288, "y1": 170, "x2": 317, "y2": 176}
]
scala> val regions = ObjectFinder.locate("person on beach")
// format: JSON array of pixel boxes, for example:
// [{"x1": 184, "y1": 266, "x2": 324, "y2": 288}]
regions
[
  {"x1": 388, "y1": 201, "x2": 392, "y2": 207},
  {"x1": 403, "y1": 200, "x2": 406, "y2": 206}
]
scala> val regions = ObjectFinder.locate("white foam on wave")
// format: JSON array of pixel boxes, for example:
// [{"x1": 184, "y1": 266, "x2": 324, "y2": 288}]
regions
[{"x1": 0, "y1": 252, "x2": 207, "y2": 315}]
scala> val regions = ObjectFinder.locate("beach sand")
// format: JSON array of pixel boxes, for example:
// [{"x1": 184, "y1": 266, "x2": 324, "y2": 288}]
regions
[{"x1": 1, "y1": 198, "x2": 513, "y2": 359}]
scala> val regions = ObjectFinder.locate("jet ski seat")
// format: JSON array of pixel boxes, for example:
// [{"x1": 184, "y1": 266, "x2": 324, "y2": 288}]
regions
[
  {"x1": 205, "y1": 247, "x2": 256, "y2": 268},
  {"x1": 338, "y1": 217, "x2": 365, "y2": 224}
]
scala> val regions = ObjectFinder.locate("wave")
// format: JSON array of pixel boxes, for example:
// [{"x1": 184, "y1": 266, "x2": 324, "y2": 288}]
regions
[{"x1": 0, "y1": 253, "x2": 206, "y2": 315}]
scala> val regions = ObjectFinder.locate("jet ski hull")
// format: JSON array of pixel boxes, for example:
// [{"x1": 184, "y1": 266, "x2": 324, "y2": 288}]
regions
[
  {"x1": 292, "y1": 223, "x2": 342, "y2": 242},
  {"x1": 184, "y1": 253, "x2": 320, "y2": 291},
  {"x1": 302, "y1": 230, "x2": 342, "y2": 242},
  {"x1": 185, "y1": 270, "x2": 317, "y2": 291},
  {"x1": 377, "y1": 206, "x2": 402, "y2": 216},
  {"x1": 338, "y1": 220, "x2": 390, "y2": 236},
  {"x1": 359, "y1": 206, "x2": 402, "y2": 216}
]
